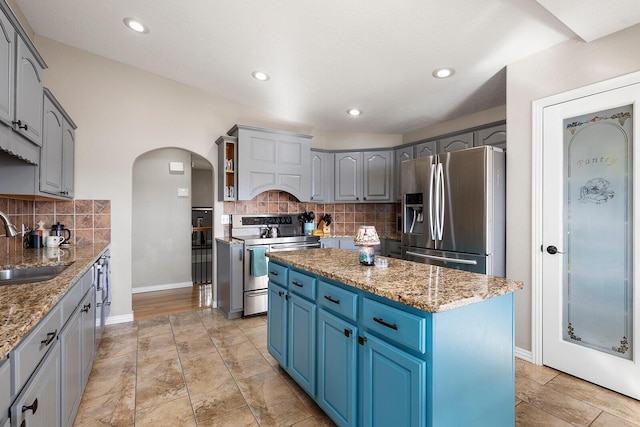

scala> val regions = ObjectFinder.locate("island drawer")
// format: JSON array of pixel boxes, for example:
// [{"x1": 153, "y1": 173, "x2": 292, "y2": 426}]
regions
[
  {"x1": 362, "y1": 298, "x2": 426, "y2": 354},
  {"x1": 268, "y1": 262, "x2": 288, "y2": 287},
  {"x1": 288, "y1": 269, "x2": 316, "y2": 300},
  {"x1": 10, "y1": 302, "x2": 62, "y2": 395},
  {"x1": 318, "y1": 280, "x2": 358, "y2": 321}
]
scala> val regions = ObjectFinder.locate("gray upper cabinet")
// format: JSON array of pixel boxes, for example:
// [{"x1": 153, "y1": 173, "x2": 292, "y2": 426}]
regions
[
  {"x1": 394, "y1": 146, "x2": 413, "y2": 201},
  {"x1": 216, "y1": 135, "x2": 237, "y2": 201},
  {"x1": 229, "y1": 125, "x2": 312, "y2": 201},
  {"x1": 0, "y1": 3, "x2": 46, "y2": 165},
  {"x1": 474, "y1": 124, "x2": 506, "y2": 150},
  {"x1": 439, "y1": 132, "x2": 474, "y2": 152},
  {"x1": 0, "y1": 9, "x2": 14, "y2": 127},
  {"x1": 334, "y1": 150, "x2": 393, "y2": 202},
  {"x1": 334, "y1": 151, "x2": 361, "y2": 201},
  {"x1": 15, "y1": 36, "x2": 44, "y2": 146},
  {"x1": 415, "y1": 140, "x2": 437, "y2": 158},
  {"x1": 362, "y1": 150, "x2": 392, "y2": 201},
  {"x1": 40, "y1": 89, "x2": 76, "y2": 198},
  {"x1": 310, "y1": 149, "x2": 332, "y2": 202}
]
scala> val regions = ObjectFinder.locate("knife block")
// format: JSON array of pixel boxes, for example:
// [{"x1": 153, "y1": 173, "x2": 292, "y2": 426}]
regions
[{"x1": 319, "y1": 220, "x2": 331, "y2": 235}]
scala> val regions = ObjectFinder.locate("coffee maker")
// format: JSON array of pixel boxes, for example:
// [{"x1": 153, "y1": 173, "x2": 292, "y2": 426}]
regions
[{"x1": 50, "y1": 222, "x2": 71, "y2": 242}]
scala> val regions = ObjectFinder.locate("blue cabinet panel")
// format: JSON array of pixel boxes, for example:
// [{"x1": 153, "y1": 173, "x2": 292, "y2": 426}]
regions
[
  {"x1": 318, "y1": 309, "x2": 358, "y2": 427},
  {"x1": 318, "y1": 280, "x2": 358, "y2": 321},
  {"x1": 361, "y1": 333, "x2": 426, "y2": 427},
  {"x1": 267, "y1": 282, "x2": 288, "y2": 367},
  {"x1": 362, "y1": 297, "x2": 427, "y2": 354},
  {"x1": 268, "y1": 262, "x2": 288, "y2": 287},
  {"x1": 287, "y1": 293, "x2": 316, "y2": 396},
  {"x1": 289, "y1": 269, "x2": 316, "y2": 300}
]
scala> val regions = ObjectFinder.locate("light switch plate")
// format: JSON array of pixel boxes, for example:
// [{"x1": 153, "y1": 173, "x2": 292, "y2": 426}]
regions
[
  {"x1": 221, "y1": 215, "x2": 231, "y2": 224},
  {"x1": 177, "y1": 188, "x2": 189, "y2": 197}
]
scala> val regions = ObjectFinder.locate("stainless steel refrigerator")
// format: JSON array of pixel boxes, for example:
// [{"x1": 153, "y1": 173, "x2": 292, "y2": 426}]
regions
[{"x1": 400, "y1": 146, "x2": 505, "y2": 276}]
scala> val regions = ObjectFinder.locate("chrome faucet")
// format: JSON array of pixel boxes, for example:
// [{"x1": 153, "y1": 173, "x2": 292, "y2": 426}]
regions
[{"x1": 0, "y1": 211, "x2": 18, "y2": 237}]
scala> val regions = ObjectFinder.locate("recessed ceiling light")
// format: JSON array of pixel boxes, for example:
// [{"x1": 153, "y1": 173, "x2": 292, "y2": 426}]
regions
[
  {"x1": 252, "y1": 71, "x2": 270, "y2": 81},
  {"x1": 123, "y1": 18, "x2": 149, "y2": 34},
  {"x1": 347, "y1": 108, "x2": 362, "y2": 117},
  {"x1": 432, "y1": 67, "x2": 455, "y2": 79}
]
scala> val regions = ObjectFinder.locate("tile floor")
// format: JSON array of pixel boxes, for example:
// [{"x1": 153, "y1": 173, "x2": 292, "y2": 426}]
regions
[{"x1": 74, "y1": 308, "x2": 640, "y2": 426}]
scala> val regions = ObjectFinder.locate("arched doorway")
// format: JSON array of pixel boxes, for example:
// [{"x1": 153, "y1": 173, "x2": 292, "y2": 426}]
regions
[{"x1": 131, "y1": 148, "x2": 214, "y2": 319}]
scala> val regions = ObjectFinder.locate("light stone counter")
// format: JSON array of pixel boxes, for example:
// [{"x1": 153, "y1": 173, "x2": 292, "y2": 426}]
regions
[
  {"x1": 267, "y1": 248, "x2": 523, "y2": 313},
  {"x1": 0, "y1": 243, "x2": 110, "y2": 360}
]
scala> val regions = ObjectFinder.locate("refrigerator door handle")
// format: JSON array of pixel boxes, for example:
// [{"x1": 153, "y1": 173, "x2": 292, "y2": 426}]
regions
[
  {"x1": 405, "y1": 251, "x2": 478, "y2": 265},
  {"x1": 436, "y1": 162, "x2": 445, "y2": 241},
  {"x1": 429, "y1": 162, "x2": 436, "y2": 239}
]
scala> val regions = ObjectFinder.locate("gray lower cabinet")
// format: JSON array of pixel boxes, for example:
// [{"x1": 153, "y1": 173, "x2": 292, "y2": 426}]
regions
[
  {"x1": 0, "y1": 359, "x2": 10, "y2": 427},
  {"x1": 40, "y1": 89, "x2": 76, "y2": 198},
  {"x1": 216, "y1": 239, "x2": 244, "y2": 319},
  {"x1": 474, "y1": 124, "x2": 506, "y2": 149},
  {"x1": 11, "y1": 341, "x2": 60, "y2": 427}
]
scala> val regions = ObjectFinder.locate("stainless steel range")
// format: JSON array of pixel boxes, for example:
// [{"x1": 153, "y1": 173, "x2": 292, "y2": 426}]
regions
[{"x1": 231, "y1": 214, "x2": 320, "y2": 316}]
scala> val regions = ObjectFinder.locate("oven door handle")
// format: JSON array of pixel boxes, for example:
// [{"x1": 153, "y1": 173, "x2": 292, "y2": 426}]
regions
[{"x1": 270, "y1": 243, "x2": 321, "y2": 251}]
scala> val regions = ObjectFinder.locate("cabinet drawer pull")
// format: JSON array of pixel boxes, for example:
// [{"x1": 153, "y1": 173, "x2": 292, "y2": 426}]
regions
[
  {"x1": 291, "y1": 280, "x2": 303, "y2": 288},
  {"x1": 22, "y1": 398, "x2": 38, "y2": 414},
  {"x1": 40, "y1": 330, "x2": 57, "y2": 346},
  {"x1": 81, "y1": 303, "x2": 91, "y2": 313},
  {"x1": 324, "y1": 295, "x2": 340, "y2": 305},
  {"x1": 373, "y1": 317, "x2": 398, "y2": 330},
  {"x1": 270, "y1": 271, "x2": 278, "y2": 276}
]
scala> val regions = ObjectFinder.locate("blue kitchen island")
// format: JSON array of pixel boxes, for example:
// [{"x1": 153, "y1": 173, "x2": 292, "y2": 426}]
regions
[{"x1": 266, "y1": 248, "x2": 523, "y2": 427}]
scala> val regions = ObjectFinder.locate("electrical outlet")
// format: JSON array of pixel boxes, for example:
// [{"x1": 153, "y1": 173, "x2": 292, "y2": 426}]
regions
[{"x1": 221, "y1": 215, "x2": 231, "y2": 225}]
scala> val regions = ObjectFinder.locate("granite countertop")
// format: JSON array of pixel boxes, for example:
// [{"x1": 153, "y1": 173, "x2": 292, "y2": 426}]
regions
[
  {"x1": 266, "y1": 248, "x2": 523, "y2": 313},
  {"x1": 0, "y1": 243, "x2": 110, "y2": 360}
]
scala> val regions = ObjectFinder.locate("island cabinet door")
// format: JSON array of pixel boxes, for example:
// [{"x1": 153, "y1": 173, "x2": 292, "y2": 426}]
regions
[
  {"x1": 287, "y1": 293, "x2": 316, "y2": 397},
  {"x1": 360, "y1": 333, "x2": 426, "y2": 427},
  {"x1": 267, "y1": 282, "x2": 288, "y2": 367},
  {"x1": 317, "y1": 309, "x2": 358, "y2": 427}
]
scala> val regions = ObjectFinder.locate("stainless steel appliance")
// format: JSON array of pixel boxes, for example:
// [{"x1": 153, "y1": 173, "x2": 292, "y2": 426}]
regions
[
  {"x1": 400, "y1": 146, "x2": 505, "y2": 276},
  {"x1": 231, "y1": 214, "x2": 321, "y2": 316},
  {"x1": 93, "y1": 250, "x2": 111, "y2": 350}
]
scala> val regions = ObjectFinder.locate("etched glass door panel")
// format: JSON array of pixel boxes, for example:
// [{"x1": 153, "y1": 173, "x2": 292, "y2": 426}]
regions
[
  {"x1": 563, "y1": 106, "x2": 633, "y2": 359},
  {"x1": 541, "y1": 81, "x2": 640, "y2": 400}
]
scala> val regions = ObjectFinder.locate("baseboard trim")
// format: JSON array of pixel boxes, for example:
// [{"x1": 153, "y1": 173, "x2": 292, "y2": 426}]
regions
[
  {"x1": 105, "y1": 313, "x2": 134, "y2": 325},
  {"x1": 131, "y1": 281, "x2": 193, "y2": 294},
  {"x1": 515, "y1": 346, "x2": 533, "y2": 363}
]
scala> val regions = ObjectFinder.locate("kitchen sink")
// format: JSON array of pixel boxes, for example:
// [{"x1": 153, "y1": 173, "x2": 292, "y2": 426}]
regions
[{"x1": 0, "y1": 264, "x2": 70, "y2": 286}]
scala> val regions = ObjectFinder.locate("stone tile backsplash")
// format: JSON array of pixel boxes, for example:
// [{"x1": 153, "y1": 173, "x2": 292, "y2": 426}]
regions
[
  {"x1": 223, "y1": 191, "x2": 399, "y2": 237},
  {"x1": 0, "y1": 197, "x2": 111, "y2": 259}
]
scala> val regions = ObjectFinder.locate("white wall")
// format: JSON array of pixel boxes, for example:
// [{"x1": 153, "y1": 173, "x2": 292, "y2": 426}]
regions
[
  {"x1": 132, "y1": 148, "x2": 192, "y2": 290},
  {"x1": 506, "y1": 23, "x2": 640, "y2": 352}
]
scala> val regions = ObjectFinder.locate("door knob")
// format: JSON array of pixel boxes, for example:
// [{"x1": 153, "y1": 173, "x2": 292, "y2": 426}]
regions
[{"x1": 546, "y1": 245, "x2": 564, "y2": 255}]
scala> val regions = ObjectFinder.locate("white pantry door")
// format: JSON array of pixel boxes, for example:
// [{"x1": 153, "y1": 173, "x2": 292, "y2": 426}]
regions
[{"x1": 542, "y1": 83, "x2": 640, "y2": 399}]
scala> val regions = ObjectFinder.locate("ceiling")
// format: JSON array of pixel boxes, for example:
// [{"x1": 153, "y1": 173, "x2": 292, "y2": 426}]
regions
[{"x1": 13, "y1": 0, "x2": 640, "y2": 134}]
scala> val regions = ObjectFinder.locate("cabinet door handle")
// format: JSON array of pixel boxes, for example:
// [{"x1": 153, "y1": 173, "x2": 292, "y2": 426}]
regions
[
  {"x1": 81, "y1": 303, "x2": 91, "y2": 313},
  {"x1": 40, "y1": 330, "x2": 57, "y2": 346},
  {"x1": 12, "y1": 120, "x2": 28, "y2": 131},
  {"x1": 278, "y1": 290, "x2": 284, "y2": 297},
  {"x1": 291, "y1": 280, "x2": 303, "y2": 288},
  {"x1": 373, "y1": 317, "x2": 398, "y2": 330},
  {"x1": 344, "y1": 329, "x2": 352, "y2": 337},
  {"x1": 324, "y1": 295, "x2": 340, "y2": 305},
  {"x1": 22, "y1": 398, "x2": 38, "y2": 414}
]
